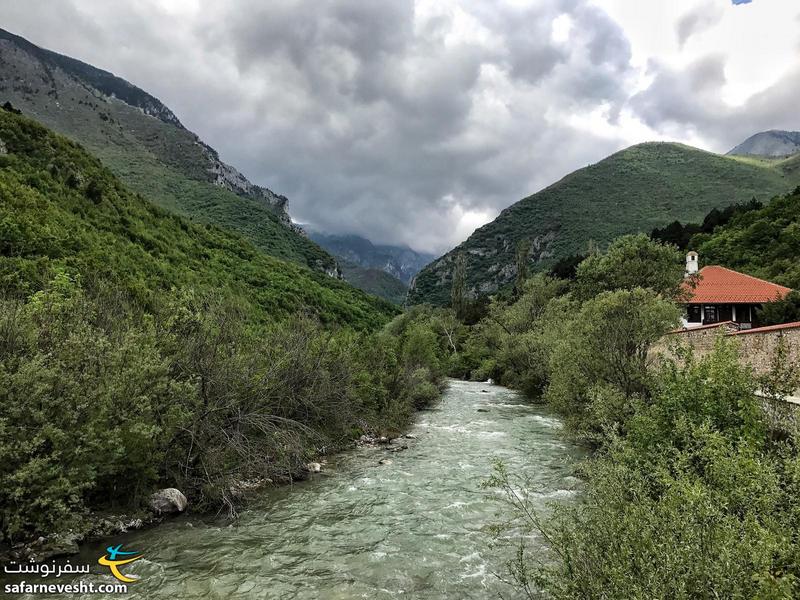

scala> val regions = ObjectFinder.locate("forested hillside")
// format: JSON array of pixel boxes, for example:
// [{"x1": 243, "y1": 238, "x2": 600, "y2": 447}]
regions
[
  {"x1": 0, "y1": 109, "x2": 454, "y2": 548},
  {"x1": 0, "y1": 27, "x2": 336, "y2": 272},
  {"x1": 0, "y1": 109, "x2": 390, "y2": 328},
  {"x1": 649, "y1": 185, "x2": 800, "y2": 290}
]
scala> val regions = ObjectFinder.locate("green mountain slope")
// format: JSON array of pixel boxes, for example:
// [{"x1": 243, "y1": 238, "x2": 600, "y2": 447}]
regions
[
  {"x1": 0, "y1": 108, "x2": 396, "y2": 329},
  {"x1": 691, "y1": 185, "x2": 800, "y2": 290},
  {"x1": 0, "y1": 27, "x2": 336, "y2": 273},
  {"x1": 409, "y1": 142, "x2": 800, "y2": 305}
]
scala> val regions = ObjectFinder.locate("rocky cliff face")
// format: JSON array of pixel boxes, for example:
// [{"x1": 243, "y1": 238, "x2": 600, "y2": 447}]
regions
[
  {"x1": 728, "y1": 130, "x2": 800, "y2": 158},
  {"x1": 0, "y1": 27, "x2": 292, "y2": 224}
]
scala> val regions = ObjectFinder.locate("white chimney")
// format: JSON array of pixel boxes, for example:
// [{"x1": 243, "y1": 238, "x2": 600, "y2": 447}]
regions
[{"x1": 686, "y1": 251, "x2": 699, "y2": 276}]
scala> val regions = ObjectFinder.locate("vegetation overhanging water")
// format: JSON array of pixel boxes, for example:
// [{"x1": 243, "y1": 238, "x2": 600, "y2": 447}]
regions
[{"x1": 39, "y1": 380, "x2": 584, "y2": 599}]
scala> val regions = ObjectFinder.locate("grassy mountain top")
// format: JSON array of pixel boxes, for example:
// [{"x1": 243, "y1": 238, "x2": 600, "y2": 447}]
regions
[
  {"x1": 0, "y1": 109, "x2": 396, "y2": 329},
  {"x1": 409, "y1": 141, "x2": 800, "y2": 305},
  {"x1": 0, "y1": 28, "x2": 336, "y2": 272}
]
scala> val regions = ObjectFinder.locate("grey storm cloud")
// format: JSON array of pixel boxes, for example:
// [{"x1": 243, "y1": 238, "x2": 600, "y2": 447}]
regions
[
  {"x1": 630, "y1": 55, "x2": 800, "y2": 151},
  {"x1": 676, "y1": 3, "x2": 724, "y2": 48},
  {"x1": 0, "y1": 0, "x2": 796, "y2": 254},
  {"x1": 183, "y1": 0, "x2": 637, "y2": 252}
]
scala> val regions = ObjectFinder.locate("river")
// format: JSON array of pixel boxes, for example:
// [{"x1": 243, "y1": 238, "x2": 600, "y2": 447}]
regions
[{"x1": 17, "y1": 379, "x2": 585, "y2": 599}]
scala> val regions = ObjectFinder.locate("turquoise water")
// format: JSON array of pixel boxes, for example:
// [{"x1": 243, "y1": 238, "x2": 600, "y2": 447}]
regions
[{"x1": 15, "y1": 380, "x2": 584, "y2": 599}]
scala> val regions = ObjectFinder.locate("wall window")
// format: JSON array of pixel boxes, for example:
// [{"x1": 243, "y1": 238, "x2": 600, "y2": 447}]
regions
[{"x1": 703, "y1": 305, "x2": 717, "y2": 324}]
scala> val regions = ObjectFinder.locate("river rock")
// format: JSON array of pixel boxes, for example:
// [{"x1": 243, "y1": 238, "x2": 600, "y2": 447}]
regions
[
  {"x1": 306, "y1": 462, "x2": 322, "y2": 473},
  {"x1": 389, "y1": 443, "x2": 409, "y2": 453},
  {"x1": 477, "y1": 408, "x2": 489, "y2": 413},
  {"x1": 404, "y1": 433, "x2": 417, "y2": 439},
  {"x1": 149, "y1": 488, "x2": 188, "y2": 515},
  {"x1": 378, "y1": 459, "x2": 393, "y2": 466}
]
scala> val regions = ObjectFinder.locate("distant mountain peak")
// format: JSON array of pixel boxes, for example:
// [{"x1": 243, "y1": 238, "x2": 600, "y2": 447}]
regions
[
  {"x1": 307, "y1": 230, "x2": 434, "y2": 286},
  {"x1": 728, "y1": 130, "x2": 800, "y2": 158}
]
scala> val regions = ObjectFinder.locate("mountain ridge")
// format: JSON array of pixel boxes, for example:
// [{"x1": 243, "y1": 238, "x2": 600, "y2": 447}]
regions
[
  {"x1": 0, "y1": 27, "x2": 337, "y2": 273},
  {"x1": 307, "y1": 230, "x2": 434, "y2": 285},
  {"x1": 728, "y1": 130, "x2": 800, "y2": 158},
  {"x1": 409, "y1": 140, "x2": 800, "y2": 305}
]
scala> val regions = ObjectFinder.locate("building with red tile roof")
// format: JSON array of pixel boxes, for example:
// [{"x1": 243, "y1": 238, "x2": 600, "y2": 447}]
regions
[{"x1": 680, "y1": 255, "x2": 792, "y2": 329}]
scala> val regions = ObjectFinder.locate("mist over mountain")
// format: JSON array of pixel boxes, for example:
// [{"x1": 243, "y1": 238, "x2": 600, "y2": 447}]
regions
[{"x1": 307, "y1": 230, "x2": 434, "y2": 286}]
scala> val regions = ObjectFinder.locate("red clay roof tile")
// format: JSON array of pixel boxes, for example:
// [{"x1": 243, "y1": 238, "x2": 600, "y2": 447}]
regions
[{"x1": 682, "y1": 266, "x2": 791, "y2": 304}]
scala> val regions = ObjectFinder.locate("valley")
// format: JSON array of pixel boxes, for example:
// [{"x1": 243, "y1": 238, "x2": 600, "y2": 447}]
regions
[{"x1": 2, "y1": 9, "x2": 800, "y2": 598}]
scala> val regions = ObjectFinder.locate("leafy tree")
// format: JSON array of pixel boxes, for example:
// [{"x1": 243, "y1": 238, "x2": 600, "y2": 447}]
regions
[
  {"x1": 548, "y1": 253, "x2": 586, "y2": 280},
  {"x1": 514, "y1": 239, "x2": 531, "y2": 297},
  {"x1": 450, "y1": 253, "x2": 467, "y2": 321},
  {"x1": 756, "y1": 290, "x2": 800, "y2": 326},
  {"x1": 574, "y1": 234, "x2": 685, "y2": 301},
  {"x1": 546, "y1": 288, "x2": 680, "y2": 435}
]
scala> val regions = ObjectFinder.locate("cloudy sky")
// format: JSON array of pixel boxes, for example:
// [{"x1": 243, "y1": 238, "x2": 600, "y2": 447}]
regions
[{"x1": 1, "y1": 0, "x2": 799, "y2": 253}]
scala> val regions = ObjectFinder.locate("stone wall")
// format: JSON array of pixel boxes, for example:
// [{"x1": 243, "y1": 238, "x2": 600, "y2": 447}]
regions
[
  {"x1": 731, "y1": 324, "x2": 800, "y2": 375},
  {"x1": 652, "y1": 321, "x2": 800, "y2": 376}
]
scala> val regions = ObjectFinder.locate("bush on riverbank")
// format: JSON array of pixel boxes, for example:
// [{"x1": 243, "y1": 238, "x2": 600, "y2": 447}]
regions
[
  {"x1": 492, "y1": 342, "x2": 800, "y2": 598},
  {"x1": 469, "y1": 235, "x2": 800, "y2": 597},
  {"x1": 0, "y1": 276, "x2": 451, "y2": 540}
]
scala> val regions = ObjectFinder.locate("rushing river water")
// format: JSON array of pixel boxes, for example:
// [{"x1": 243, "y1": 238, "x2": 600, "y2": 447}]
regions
[{"x1": 14, "y1": 380, "x2": 585, "y2": 599}]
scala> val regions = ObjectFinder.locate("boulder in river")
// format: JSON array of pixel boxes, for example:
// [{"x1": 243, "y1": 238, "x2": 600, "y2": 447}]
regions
[
  {"x1": 404, "y1": 433, "x2": 417, "y2": 439},
  {"x1": 149, "y1": 488, "x2": 188, "y2": 515},
  {"x1": 378, "y1": 459, "x2": 393, "y2": 466},
  {"x1": 306, "y1": 462, "x2": 322, "y2": 473},
  {"x1": 477, "y1": 408, "x2": 489, "y2": 413}
]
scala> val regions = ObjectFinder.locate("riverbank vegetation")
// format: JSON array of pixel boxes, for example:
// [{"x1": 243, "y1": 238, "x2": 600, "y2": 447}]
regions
[
  {"x1": 440, "y1": 233, "x2": 800, "y2": 597},
  {"x1": 0, "y1": 110, "x2": 451, "y2": 548}
]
